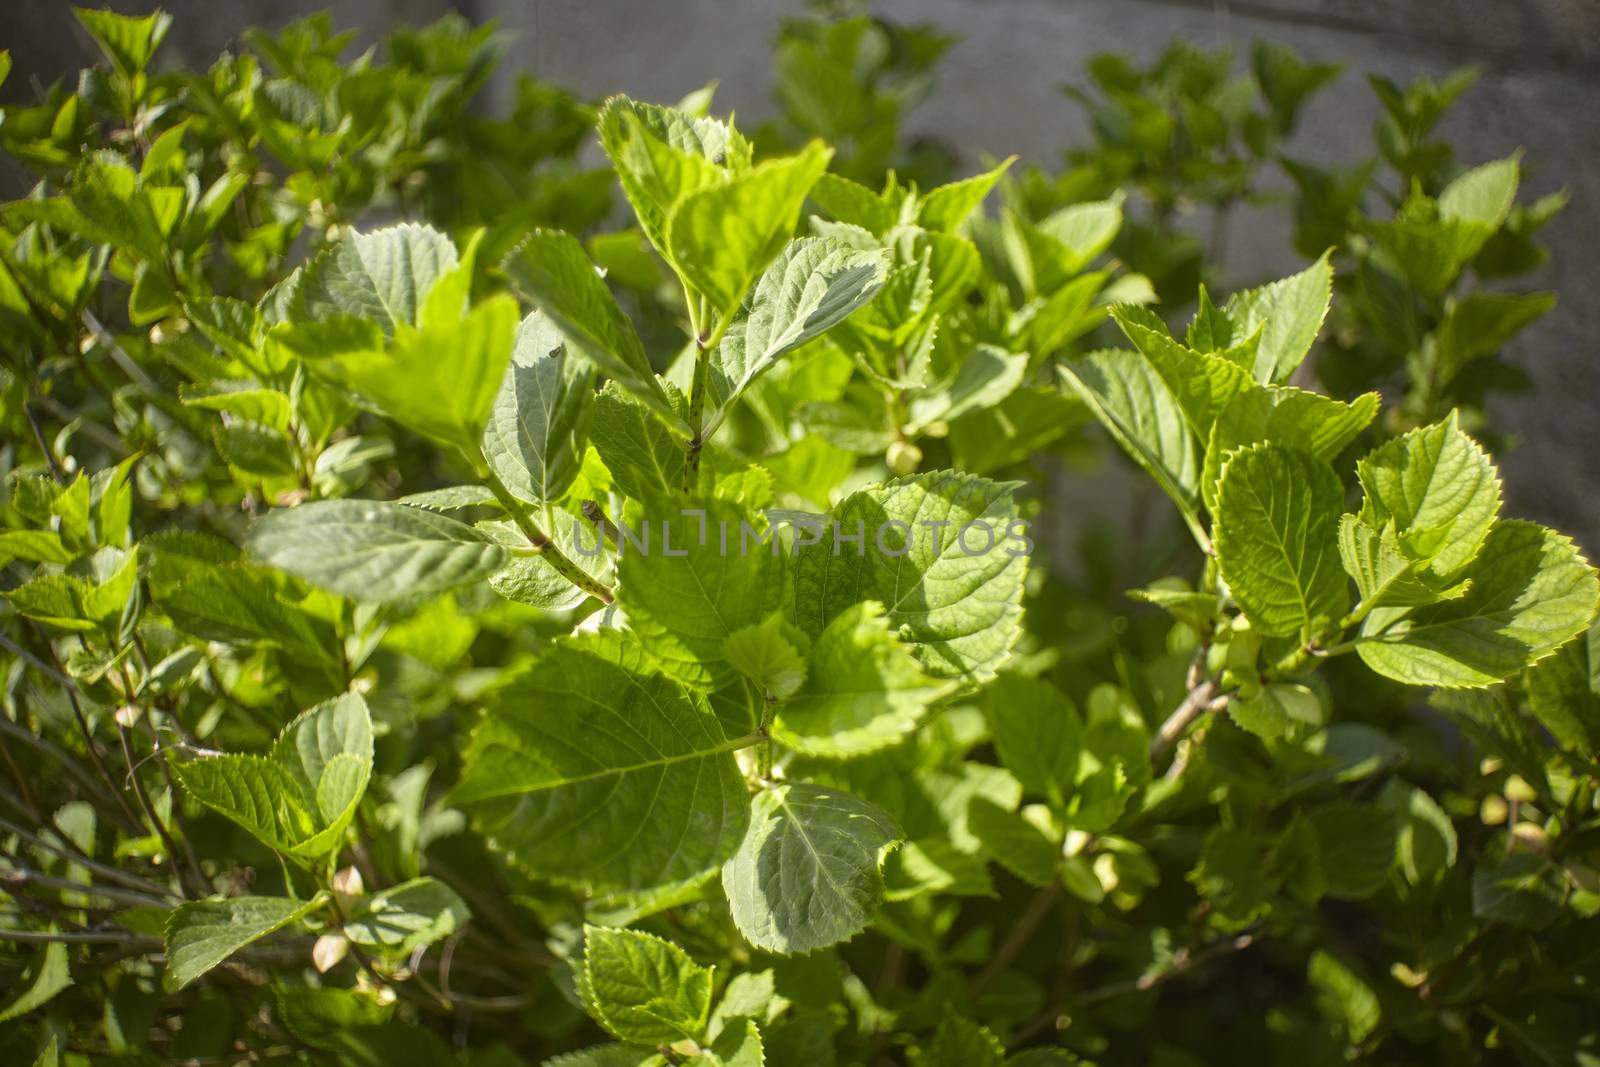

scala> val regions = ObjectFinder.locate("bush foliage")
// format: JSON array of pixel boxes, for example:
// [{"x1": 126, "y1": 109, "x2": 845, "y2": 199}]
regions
[{"x1": 0, "y1": 7, "x2": 1595, "y2": 1067}]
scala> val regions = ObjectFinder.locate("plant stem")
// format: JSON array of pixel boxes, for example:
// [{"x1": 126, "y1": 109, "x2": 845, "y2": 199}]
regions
[
  {"x1": 479, "y1": 465, "x2": 614, "y2": 604},
  {"x1": 1149, "y1": 678, "x2": 1221, "y2": 764},
  {"x1": 971, "y1": 881, "x2": 1061, "y2": 995}
]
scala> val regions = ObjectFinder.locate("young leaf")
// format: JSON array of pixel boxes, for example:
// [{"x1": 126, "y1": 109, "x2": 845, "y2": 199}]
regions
[
  {"x1": 453, "y1": 634, "x2": 751, "y2": 893},
  {"x1": 916, "y1": 157, "x2": 1015, "y2": 233},
  {"x1": 1337, "y1": 515, "x2": 1467, "y2": 611},
  {"x1": 1223, "y1": 252, "x2": 1333, "y2": 383},
  {"x1": 968, "y1": 798, "x2": 1059, "y2": 887},
  {"x1": 1356, "y1": 411, "x2": 1501, "y2": 582},
  {"x1": 722, "y1": 783, "x2": 901, "y2": 954},
  {"x1": 1060, "y1": 349, "x2": 1203, "y2": 541},
  {"x1": 481, "y1": 311, "x2": 593, "y2": 505},
  {"x1": 0, "y1": 941, "x2": 71, "y2": 1023},
  {"x1": 668, "y1": 142, "x2": 832, "y2": 320},
  {"x1": 1357, "y1": 520, "x2": 1598, "y2": 688},
  {"x1": 579, "y1": 924, "x2": 714, "y2": 1046},
  {"x1": 247, "y1": 500, "x2": 510, "y2": 603},
  {"x1": 723, "y1": 613, "x2": 810, "y2": 703},
  {"x1": 773, "y1": 601, "x2": 953, "y2": 757},
  {"x1": 164, "y1": 895, "x2": 325, "y2": 991},
  {"x1": 791, "y1": 470, "x2": 1029, "y2": 681},
  {"x1": 597, "y1": 95, "x2": 739, "y2": 258},
  {"x1": 1214, "y1": 443, "x2": 1348, "y2": 638},
  {"x1": 501, "y1": 230, "x2": 680, "y2": 432},
  {"x1": 708, "y1": 236, "x2": 887, "y2": 422},
  {"x1": 342, "y1": 878, "x2": 470, "y2": 957}
]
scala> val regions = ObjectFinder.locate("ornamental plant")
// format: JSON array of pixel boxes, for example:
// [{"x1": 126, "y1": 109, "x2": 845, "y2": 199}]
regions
[{"x1": 2, "y1": 10, "x2": 1599, "y2": 1067}]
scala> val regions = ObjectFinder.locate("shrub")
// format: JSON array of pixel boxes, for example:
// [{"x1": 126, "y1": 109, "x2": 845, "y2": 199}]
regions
[{"x1": 0, "y1": 8, "x2": 1595, "y2": 1067}]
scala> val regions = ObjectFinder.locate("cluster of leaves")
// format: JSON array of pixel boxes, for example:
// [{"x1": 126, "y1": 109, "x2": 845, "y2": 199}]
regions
[{"x1": 1, "y1": 8, "x2": 1598, "y2": 1067}]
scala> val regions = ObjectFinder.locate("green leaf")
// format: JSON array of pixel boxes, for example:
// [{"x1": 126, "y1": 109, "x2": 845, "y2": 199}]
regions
[
  {"x1": 668, "y1": 142, "x2": 832, "y2": 320},
  {"x1": 616, "y1": 496, "x2": 786, "y2": 691},
  {"x1": 704, "y1": 1017, "x2": 765, "y2": 1067},
  {"x1": 791, "y1": 470, "x2": 1029, "y2": 681},
  {"x1": 1524, "y1": 620, "x2": 1600, "y2": 754},
  {"x1": 292, "y1": 223, "x2": 457, "y2": 335},
  {"x1": 247, "y1": 500, "x2": 510, "y2": 603},
  {"x1": 809, "y1": 173, "x2": 897, "y2": 235},
  {"x1": 1307, "y1": 950, "x2": 1381, "y2": 1045},
  {"x1": 722, "y1": 782, "x2": 901, "y2": 955},
  {"x1": 482, "y1": 311, "x2": 593, "y2": 504},
  {"x1": 579, "y1": 924, "x2": 713, "y2": 1046},
  {"x1": 1439, "y1": 155, "x2": 1519, "y2": 229},
  {"x1": 181, "y1": 381, "x2": 292, "y2": 431},
  {"x1": 1338, "y1": 515, "x2": 1469, "y2": 612},
  {"x1": 592, "y1": 381, "x2": 688, "y2": 501},
  {"x1": 1222, "y1": 252, "x2": 1333, "y2": 383},
  {"x1": 723, "y1": 613, "x2": 809, "y2": 703},
  {"x1": 302, "y1": 291, "x2": 519, "y2": 454},
  {"x1": 905, "y1": 344, "x2": 1028, "y2": 434},
  {"x1": 1110, "y1": 304, "x2": 1251, "y2": 439},
  {"x1": 597, "y1": 96, "x2": 741, "y2": 259},
  {"x1": 343, "y1": 878, "x2": 470, "y2": 957},
  {"x1": 1060, "y1": 350, "x2": 1203, "y2": 541},
  {"x1": 916, "y1": 157, "x2": 1014, "y2": 233},
  {"x1": 1308, "y1": 802, "x2": 1397, "y2": 898},
  {"x1": 175, "y1": 693, "x2": 374, "y2": 860},
  {"x1": 1201, "y1": 383, "x2": 1379, "y2": 514},
  {"x1": 163, "y1": 895, "x2": 324, "y2": 991},
  {"x1": 271, "y1": 692, "x2": 374, "y2": 856},
  {"x1": 1357, "y1": 519, "x2": 1599, "y2": 688},
  {"x1": 1214, "y1": 444, "x2": 1348, "y2": 638},
  {"x1": 774, "y1": 601, "x2": 952, "y2": 757},
  {"x1": 1229, "y1": 682, "x2": 1323, "y2": 740},
  {"x1": 1356, "y1": 411, "x2": 1501, "y2": 582},
  {"x1": 502, "y1": 230, "x2": 680, "y2": 432},
  {"x1": 708, "y1": 236, "x2": 886, "y2": 423},
  {"x1": 927, "y1": 1016, "x2": 1004, "y2": 1067},
  {"x1": 0, "y1": 940, "x2": 71, "y2": 1022},
  {"x1": 74, "y1": 7, "x2": 172, "y2": 76},
  {"x1": 454, "y1": 633, "x2": 750, "y2": 893},
  {"x1": 146, "y1": 536, "x2": 336, "y2": 658},
  {"x1": 1471, "y1": 851, "x2": 1563, "y2": 929},
  {"x1": 984, "y1": 674, "x2": 1079, "y2": 806},
  {"x1": 1037, "y1": 192, "x2": 1125, "y2": 275},
  {"x1": 968, "y1": 798, "x2": 1059, "y2": 887}
]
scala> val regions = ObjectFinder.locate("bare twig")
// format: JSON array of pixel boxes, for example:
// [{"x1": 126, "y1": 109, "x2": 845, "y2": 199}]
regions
[{"x1": 1149, "y1": 678, "x2": 1221, "y2": 765}]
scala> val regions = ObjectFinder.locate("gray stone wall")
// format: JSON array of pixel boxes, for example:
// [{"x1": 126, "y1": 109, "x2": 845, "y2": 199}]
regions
[{"x1": 5, "y1": 0, "x2": 1598, "y2": 547}]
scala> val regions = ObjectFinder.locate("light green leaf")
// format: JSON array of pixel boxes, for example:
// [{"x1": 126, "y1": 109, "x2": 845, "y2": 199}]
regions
[
  {"x1": 74, "y1": 7, "x2": 172, "y2": 76},
  {"x1": 164, "y1": 895, "x2": 324, "y2": 991},
  {"x1": 597, "y1": 95, "x2": 741, "y2": 259},
  {"x1": 1439, "y1": 155, "x2": 1519, "y2": 229},
  {"x1": 709, "y1": 236, "x2": 886, "y2": 423},
  {"x1": 668, "y1": 142, "x2": 832, "y2": 320},
  {"x1": 173, "y1": 755, "x2": 317, "y2": 854},
  {"x1": 1060, "y1": 350, "x2": 1203, "y2": 542},
  {"x1": 247, "y1": 500, "x2": 510, "y2": 603},
  {"x1": 483, "y1": 510, "x2": 605, "y2": 612},
  {"x1": 292, "y1": 223, "x2": 457, "y2": 335},
  {"x1": 482, "y1": 311, "x2": 594, "y2": 505},
  {"x1": 1357, "y1": 519, "x2": 1599, "y2": 688},
  {"x1": 454, "y1": 633, "x2": 751, "y2": 893},
  {"x1": 502, "y1": 230, "x2": 679, "y2": 432},
  {"x1": 616, "y1": 496, "x2": 786, "y2": 691},
  {"x1": 145, "y1": 536, "x2": 336, "y2": 658},
  {"x1": 1356, "y1": 412, "x2": 1501, "y2": 582},
  {"x1": 343, "y1": 878, "x2": 470, "y2": 957},
  {"x1": 1037, "y1": 191, "x2": 1125, "y2": 275},
  {"x1": 1338, "y1": 515, "x2": 1468, "y2": 612},
  {"x1": 181, "y1": 381, "x2": 292, "y2": 431},
  {"x1": 916, "y1": 157, "x2": 1015, "y2": 233},
  {"x1": 580, "y1": 924, "x2": 713, "y2": 1045},
  {"x1": 1223, "y1": 252, "x2": 1333, "y2": 383},
  {"x1": 704, "y1": 1017, "x2": 765, "y2": 1067},
  {"x1": 723, "y1": 613, "x2": 809, "y2": 703},
  {"x1": 0, "y1": 940, "x2": 71, "y2": 1022},
  {"x1": 774, "y1": 601, "x2": 952, "y2": 757},
  {"x1": 1228, "y1": 682, "x2": 1323, "y2": 740},
  {"x1": 809, "y1": 172, "x2": 897, "y2": 234},
  {"x1": 722, "y1": 783, "x2": 901, "y2": 954},
  {"x1": 1214, "y1": 443, "x2": 1348, "y2": 638},
  {"x1": 791, "y1": 470, "x2": 1029, "y2": 681},
  {"x1": 905, "y1": 344, "x2": 1028, "y2": 434},
  {"x1": 1202, "y1": 383, "x2": 1378, "y2": 513}
]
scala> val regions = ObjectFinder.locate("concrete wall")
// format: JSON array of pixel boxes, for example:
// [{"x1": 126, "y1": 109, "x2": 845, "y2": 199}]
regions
[{"x1": 6, "y1": 0, "x2": 1598, "y2": 548}]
